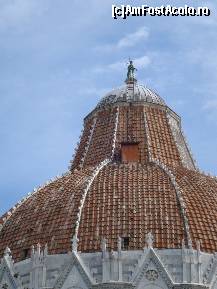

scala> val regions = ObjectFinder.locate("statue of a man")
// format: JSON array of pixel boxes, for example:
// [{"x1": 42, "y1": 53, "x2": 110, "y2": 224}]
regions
[{"x1": 127, "y1": 60, "x2": 137, "y2": 80}]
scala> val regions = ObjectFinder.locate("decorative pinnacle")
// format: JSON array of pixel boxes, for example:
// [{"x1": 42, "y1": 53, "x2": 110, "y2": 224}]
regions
[
  {"x1": 72, "y1": 235, "x2": 79, "y2": 252},
  {"x1": 126, "y1": 59, "x2": 137, "y2": 83},
  {"x1": 146, "y1": 232, "x2": 154, "y2": 248},
  {"x1": 4, "y1": 247, "x2": 11, "y2": 257},
  {"x1": 101, "y1": 237, "x2": 107, "y2": 253}
]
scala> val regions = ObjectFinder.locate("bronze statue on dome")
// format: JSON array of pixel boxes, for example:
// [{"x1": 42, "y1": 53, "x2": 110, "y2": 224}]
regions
[{"x1": 127, "y1": 60, "x2": 137, "y2": 81}]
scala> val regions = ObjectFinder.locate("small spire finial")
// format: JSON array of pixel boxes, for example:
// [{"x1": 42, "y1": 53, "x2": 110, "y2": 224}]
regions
[
  {"x1": 101, "y1": 237, "x2": 107, "y2": 253},
  {"x1": 4, "y1": 247, "x2": 11, "y2": 257},
  {"x1": 126, "y1": 59, "x2": 137, "y2": 82},
  {"x1": 72, "y1": 235, "x2": 79, "y2": 252},
  {"x1": 118, "y1": 236, "x2": 122, "y2": 253},
  {"x1": 146, "y1": 232, "x2": 154, "y2": 248},
  {"x1": 196, "y1": 239, "x2": 201, "y2": 252}
]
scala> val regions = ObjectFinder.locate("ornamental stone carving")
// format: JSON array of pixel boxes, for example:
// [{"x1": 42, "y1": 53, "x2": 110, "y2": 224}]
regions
[{"x1": 145, "y1": 269, "x2": 159, "y2": 281}]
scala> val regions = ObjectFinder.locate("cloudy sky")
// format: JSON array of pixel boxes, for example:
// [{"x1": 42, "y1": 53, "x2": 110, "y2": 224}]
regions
[{"x1": 0, "y1": 0, "x2": 217, "y2": 215}]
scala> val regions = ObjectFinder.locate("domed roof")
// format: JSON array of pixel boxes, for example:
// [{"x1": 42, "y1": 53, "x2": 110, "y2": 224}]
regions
[
  {"x1": 96, "y1": 83, "x2": 165, "y2": 109},
  {"x1": 1, "y1": 63, "x2": 217, "y2": 262},
  {"x1": 0, "y1": 163, "x2": 217, "y2": 262}
]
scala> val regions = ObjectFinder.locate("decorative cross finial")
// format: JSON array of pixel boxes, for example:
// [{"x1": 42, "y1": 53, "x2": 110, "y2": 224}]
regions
[
  {"x1": 126, "y1": 59, "x2": 137, "y2": 82},
  {"x1": 146, "y1": 232, "x2": 154, "y2": 248}
]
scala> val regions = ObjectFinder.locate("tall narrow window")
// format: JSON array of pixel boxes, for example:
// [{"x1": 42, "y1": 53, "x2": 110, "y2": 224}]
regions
[
  {"x1": 21, "y1": 248, "x2": 29, "y2": 260},
  {"x1": 121, "y1": 143, "x2": 139, "y2": 162},
  {"x1": 121, "y1": 236, "x2": 130, "y2": 250}
]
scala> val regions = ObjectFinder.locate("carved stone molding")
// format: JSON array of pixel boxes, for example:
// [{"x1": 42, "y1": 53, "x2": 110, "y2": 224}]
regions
[
  {"x1": 92, "y1": 282, "x2": 134, "y2": 289},
  {"x1": 145, "y1": 269, "x2": 159, "y2": 281},
  {"x1": 173, "y1": 284, "x2": 208, "y2": 289}
]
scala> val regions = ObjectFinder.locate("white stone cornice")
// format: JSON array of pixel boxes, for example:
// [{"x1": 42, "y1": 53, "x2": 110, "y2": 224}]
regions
[
  {"x1": 92, "y1": 281, "x2": 134, "y2": 289},
  {"x1": 2, "y1": 249, "x2": 214, "y2": 289}
]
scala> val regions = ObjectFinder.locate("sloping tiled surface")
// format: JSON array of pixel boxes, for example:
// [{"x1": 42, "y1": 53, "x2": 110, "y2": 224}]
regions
[
  {"x1": 172, "y1": 166, "x2": 217, "y2": 253},
  {"x1": 71, "y1": 107, "x2": 118, "y2": 169},
  {"x1": 71, "y1": 105, "x2": 183, "y2": 168},
  {"x1": 145, "y1": 106, "x2": 181, "y2": 167},
  {"x1": 78, "y1": 163, "x2": 185, "y2": 252},
  {"x1": 0, "y1": 168, "x2": 93, "y2": 262},
  {"x1": 1, "y1": 164, "x2": 217, "y2": 262},
  {"x1": 83, "y1": 108, "x2": 117, "y2": 167},
  {"x1": 71, "y1": 117, "x2": 95, "y2": 169}
]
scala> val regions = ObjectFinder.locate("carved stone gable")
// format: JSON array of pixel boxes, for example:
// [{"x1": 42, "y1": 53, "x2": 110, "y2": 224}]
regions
[
  {"x1": 53, "y1": 252, "x2": 93, "y2": 289},
  {"x1": 132, "y1": 248, "x2": 173, "y2": 289}
]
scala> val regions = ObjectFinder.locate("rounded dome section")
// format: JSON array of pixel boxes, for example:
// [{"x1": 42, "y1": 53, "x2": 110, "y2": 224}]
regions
[
  {"x1": 0, "y1": 163, "x2": 217, "y2": 262},
  {"x1": 96, "y1": 83, "x2": 166, "y2": 109}
]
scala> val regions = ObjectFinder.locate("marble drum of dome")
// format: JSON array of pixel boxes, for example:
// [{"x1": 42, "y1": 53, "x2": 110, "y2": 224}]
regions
[{"x1": 0, "y1": 61, "x2": 217, "y2": 289}]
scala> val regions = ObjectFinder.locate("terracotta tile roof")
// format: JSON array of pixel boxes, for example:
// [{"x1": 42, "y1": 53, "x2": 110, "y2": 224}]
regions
[
  {"x1": 71, "y1": 105, "x2": 188, "y2": 169},
  {"x1": 71, "y1": 108, "x2": 118, "y2": 169},
  {"x1": 173, "y1": 166, "x2": 217, "y2": 252},
  {"x1": 145, "y1": 106, "x2": 181, "y2": 167},
  {"x1": 1, "y1": 99, "x2": 216, "y2": 262},
  {"x1": 0, "y1": 168, "x2": 94, "y2": 261},
  {"x1": 77, "y1": 163, "x2": 185, "y2": 252}
]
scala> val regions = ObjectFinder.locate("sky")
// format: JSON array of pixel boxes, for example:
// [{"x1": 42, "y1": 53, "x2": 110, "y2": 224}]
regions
[{"x1": 0, "y1": 0, "x2": 217, "y2": 215}]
